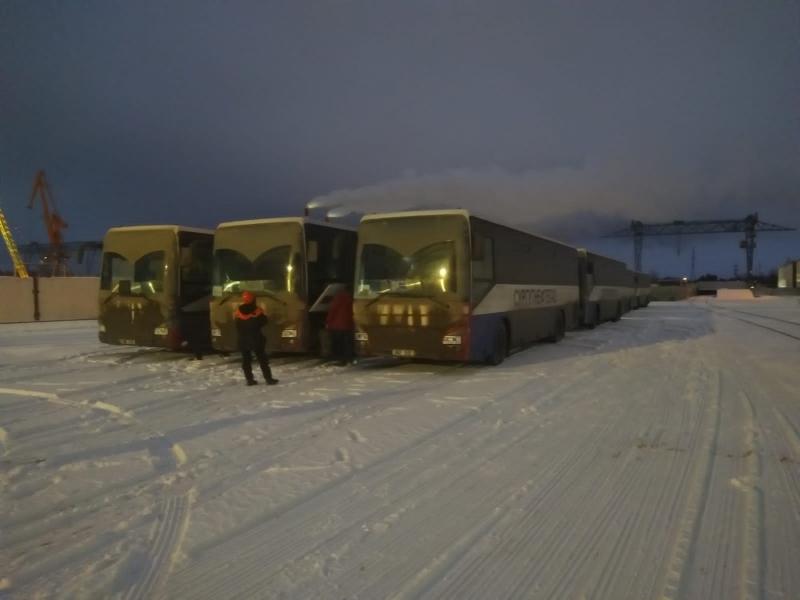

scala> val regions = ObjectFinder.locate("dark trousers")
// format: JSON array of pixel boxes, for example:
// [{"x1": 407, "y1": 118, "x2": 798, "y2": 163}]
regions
[
  {"x1": 241, "y1": 347, "x2": 273, "y2": 382},
  {"x1": 330, "y1": 330, "x2": 354, "y2": 364}
]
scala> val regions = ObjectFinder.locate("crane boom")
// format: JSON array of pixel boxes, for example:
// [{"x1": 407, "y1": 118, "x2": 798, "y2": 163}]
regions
[
  {"x1": 28, "y1": 170, "x2": 69, "y2": 275},
  {"x1": 0, "y1": 207, "x2": 30, "y2": 278}
]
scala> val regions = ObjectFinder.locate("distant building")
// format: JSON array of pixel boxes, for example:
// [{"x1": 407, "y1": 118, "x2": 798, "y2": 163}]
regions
[{"x1": 777, "y1": 259, "x2": 799, "y2": 289}]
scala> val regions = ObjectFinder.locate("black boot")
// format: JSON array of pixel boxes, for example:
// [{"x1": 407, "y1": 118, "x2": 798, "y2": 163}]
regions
[
  {"x1": 262, "y1": 364, "x2": 278, "y2": 385},
  {"x1": 246, "y1": 379, "x2": 258, "y2": 386}
]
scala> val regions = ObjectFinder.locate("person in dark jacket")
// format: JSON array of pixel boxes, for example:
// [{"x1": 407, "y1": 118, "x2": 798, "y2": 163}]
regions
[
  {"x1": 235, "y1": 291, "x2": 278, "y2": 386},
  {"x1": 325, "y1": 285, "x2": 355, "y2": 366}
]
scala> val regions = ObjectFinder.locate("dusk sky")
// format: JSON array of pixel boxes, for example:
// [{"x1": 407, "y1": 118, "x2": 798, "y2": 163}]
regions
[{"x1": 2, "y1": 1, "x2": 798, "y2": 276}]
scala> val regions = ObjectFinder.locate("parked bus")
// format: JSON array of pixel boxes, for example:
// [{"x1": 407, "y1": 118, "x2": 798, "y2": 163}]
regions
[
  {"x1": 353, "y1": 209, "x2": 581, "y2": 365},
  {"x1": 99, "y1": 225, "x2": 214, "y2": 351},
  {"x1": 577, "y1": 250, "x2": 636, "y2": 326},
  {"x1": 633, "y1": 272, "x2": 653, "y2": 308},
  {"x1": 210, "y1": 217, "x2": 357, "y2": 354}
]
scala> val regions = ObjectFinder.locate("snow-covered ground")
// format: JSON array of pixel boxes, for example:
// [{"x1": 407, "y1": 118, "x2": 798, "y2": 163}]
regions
[{"x1": 1, "y1": 298, "x2": 799, "y2": 599}]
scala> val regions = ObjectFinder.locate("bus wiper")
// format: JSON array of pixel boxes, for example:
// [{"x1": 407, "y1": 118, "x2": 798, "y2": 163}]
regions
[
  {"x1": 365, "y1": 289, "x2": 398, "y2": 308},
  {"x1": 217, "y1": 292, "x2": 237, "y2": 306},
  {"x1": 102, "y1": 290, "x2": 120, "y2": 305}
]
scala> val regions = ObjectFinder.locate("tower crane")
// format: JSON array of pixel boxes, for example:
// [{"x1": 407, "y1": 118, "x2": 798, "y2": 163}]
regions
[
  {"x1": 28, "y1": 170, "x2": 69, "y2": 276},
  {"x1": 606, "y1": 214, "x2": 795, "y2": 280}
]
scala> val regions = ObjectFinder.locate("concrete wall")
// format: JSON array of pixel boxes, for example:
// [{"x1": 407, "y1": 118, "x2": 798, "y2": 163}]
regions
[
  {"x1": 695, "y1": 281, "x2": 747, "y2": 292},
  {"x1": 0, "y1": 276, "x2": 99, "y2": 323},
  {"x1": 38, "y1": 277, "x2": 99, "y2": 321},
  {"x1": 650, "y1": 285, "x2": 697, "y2": 301},
  {"x1": 0, "y1": 277, "x2": 35, "y2": 322}
]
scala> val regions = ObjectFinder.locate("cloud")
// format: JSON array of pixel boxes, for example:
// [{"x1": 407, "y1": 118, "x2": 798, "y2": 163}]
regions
[{"x1": 310, "y1": 152, "x2": 800, "y2": 241}]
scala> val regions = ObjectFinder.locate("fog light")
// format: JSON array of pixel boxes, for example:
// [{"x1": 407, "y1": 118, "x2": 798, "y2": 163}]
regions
[
  {"x1": 154, "y1": 326, "x2": 168, "y2": 336},
  {"x1": 442, "y1": 335, "x2": 462, "y2": 345},
  {"x1": 355, "y1": 331, "x2": 369, "y2": 342},
  {"x1": 281, "y1": 328, "x2": 298, "y2": 338}
]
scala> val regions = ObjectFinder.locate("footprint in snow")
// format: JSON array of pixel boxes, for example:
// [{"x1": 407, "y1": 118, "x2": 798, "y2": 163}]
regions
[{"x1": 348, "y1": 430, "x2": 366, "y2": 443}]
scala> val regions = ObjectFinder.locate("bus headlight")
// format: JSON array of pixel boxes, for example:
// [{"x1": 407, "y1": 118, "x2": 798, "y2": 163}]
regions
[
  {"x1": 281, "y1": 328, "x2": 298, "y2": 339},
  {"x1": 355, "y1": 331, "x2": 369, "y2": 342},
  {"x1": 99, "y1": 323, "x2": 106, "y2": 333},
  {"x1": 442, "y1": 335, "x2": 462, "y2": 345},
  {"x1": 154, "y1": 326, "x2": 168, "y2": 336},
  {"x1": 211, "y1": 327, "x2": 221, "y2": 337}
]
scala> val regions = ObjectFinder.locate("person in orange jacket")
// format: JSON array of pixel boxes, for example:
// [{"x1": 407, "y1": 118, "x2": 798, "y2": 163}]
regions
[
  {"x1": 235, "y1": 291, "x2": 278, "y2": 385},
  {"x1": 325, "y1": 285, "x2": 355, "y2": 366}
]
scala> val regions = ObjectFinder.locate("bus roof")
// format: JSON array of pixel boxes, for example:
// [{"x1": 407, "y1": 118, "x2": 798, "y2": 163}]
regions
[
  {"x1": 577, "y1": 247, "x2": 629, "y2": 268},
  {"x1": 106, "y1": 225, "x2": 214, "y2": 235},
  {"x1": 361, "y1": 209, "x2": 577, "y2": 251},
  {"x1": 217, "y1": 217, "x2": 356, "y2": 232}
]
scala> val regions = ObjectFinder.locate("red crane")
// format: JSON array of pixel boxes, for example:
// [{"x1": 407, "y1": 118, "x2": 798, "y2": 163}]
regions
[{"x1": 28, "y1": 170, "x2": 70, "y2": 275}]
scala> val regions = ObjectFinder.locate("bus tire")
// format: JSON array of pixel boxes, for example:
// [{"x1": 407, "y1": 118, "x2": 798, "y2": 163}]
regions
[{"x1": 487, "y1": 324, "x2": 508, "y2": 366}]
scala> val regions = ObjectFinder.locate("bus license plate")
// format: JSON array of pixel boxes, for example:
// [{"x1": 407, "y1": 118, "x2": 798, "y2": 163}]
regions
[
  {"x1": 119, "y1": 338, "x2": 136, "y2": 345},
  {"x1": 392, "y1": 349, "x2": 415, "y2": 358}
]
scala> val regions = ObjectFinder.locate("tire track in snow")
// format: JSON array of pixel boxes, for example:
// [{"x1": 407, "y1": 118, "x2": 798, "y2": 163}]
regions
[
  {"x1": 733, "y1": 391, "x2": 764, "y2": 600},
  {"x1": 435, "y1": 345, "x2": 704, "y2": 600},
  {"x1": 167, "y1": 358, "x2": 627, "y2": 599},
  {"x1": 167, "y1": 358, "x2": 608, "y2": 597},
  {"x1": 719, "y1": 336, "x2": 799, "y2": 599},
  {"x1": 0, "y1": 380, "x2": 194, "y2": 590},
  {"x1": 655, "y1": 363, "x2": 721, "y2": 600},
  {"x1": 190, "y1": 364, "x2": 469, "y2": 505},
  {"x1": 0, "y1": 387, "x2": 131, "y2": 418},
  {"x1": 711, "y1": 306, "x2": 800, "y2": 342},
  {"x1": 124, "y1": 491, "x2": 193, "y2": 600}
]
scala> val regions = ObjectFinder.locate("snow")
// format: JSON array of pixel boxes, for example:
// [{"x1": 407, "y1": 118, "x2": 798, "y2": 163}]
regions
[{"x1": 1, "y1": 299, "x2": 799, "y2": 599}]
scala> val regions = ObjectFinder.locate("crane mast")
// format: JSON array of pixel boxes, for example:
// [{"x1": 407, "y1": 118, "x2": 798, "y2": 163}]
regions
[{"x1": 28, "y1": 170, "x2": 69, "y2": 275}]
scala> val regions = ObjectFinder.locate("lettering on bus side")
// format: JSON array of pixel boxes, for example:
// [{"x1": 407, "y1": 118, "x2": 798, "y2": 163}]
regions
[{"x1": 512, "y1": 288, "x2": 557, "y2": 308}]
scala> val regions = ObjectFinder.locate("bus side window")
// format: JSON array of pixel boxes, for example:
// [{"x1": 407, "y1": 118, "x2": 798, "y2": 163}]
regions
[
  {"x1": 472, "y1": 236, "x2": 494, "y2": 281},
  {"x1": 307, "y1": 240, "x2": 319, "y2": 263}
]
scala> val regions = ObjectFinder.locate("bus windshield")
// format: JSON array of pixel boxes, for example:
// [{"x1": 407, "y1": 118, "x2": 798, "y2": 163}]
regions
[
  {"x1": 356, "y1": 215, "x2": 469, "y2": 301},
  {"x1": 213, "y1": 222, "x2": 305, "y2": 297},
  {"x1": 101, "y1": 250, "x2": 166, "y2": 295}
]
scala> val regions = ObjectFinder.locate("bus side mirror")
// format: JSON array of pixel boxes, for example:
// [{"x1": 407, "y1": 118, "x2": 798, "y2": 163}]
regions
[{"x1": 307, "y1": 240, "x2": 319, "y2": 263}]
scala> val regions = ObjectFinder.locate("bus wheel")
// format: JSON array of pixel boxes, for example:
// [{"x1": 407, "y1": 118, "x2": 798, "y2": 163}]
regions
[
  {"x1": 546, "y1": 312, "x2": 565, "y2": 343},
  {"x1": 487, "y1": 324, "x2": 508, "y2": 366}
]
